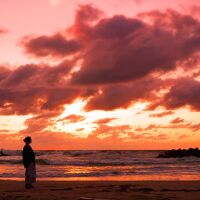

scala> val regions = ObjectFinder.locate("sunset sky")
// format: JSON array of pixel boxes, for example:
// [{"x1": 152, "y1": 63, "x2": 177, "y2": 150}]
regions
[{"x1": 0, "y1": 0, "x2": 200, "y2": 149}]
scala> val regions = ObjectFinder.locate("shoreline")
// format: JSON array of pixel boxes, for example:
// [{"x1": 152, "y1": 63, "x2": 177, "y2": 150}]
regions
[
  {"x1": 0, "y1": 180, "x2": 200, "y2": 200},
  {"x1": 1, "y1": 174, "x2": 200, "y2": 181}
]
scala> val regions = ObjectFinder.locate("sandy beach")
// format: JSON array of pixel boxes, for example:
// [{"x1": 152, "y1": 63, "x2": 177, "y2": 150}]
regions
[{"x1": 0, "y1": 180, "x2": 200, "y2": 200}]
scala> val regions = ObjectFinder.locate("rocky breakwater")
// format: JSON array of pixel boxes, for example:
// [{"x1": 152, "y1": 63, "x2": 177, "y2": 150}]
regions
[{"x1": 157, "y1": 148, "x2": 200, "y2": 158}]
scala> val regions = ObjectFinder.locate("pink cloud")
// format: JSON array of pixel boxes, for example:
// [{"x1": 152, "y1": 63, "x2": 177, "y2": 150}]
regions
[
  {"x1": 170, "y1": 117, "x2": 185, "y2": 124},
  {"x1": 58, "y1": 114, "x2": 86, "y2": 123},
  {"x1": 94, "y1": 118, "x2": 116, "y2": 125},
  {"x1": 178, "y1": 134, "x2": 189, "y2": 139},
  {"x1": 0, "y1": 28, "x2": 8, "y2": 34},
  {"x1": 149, "y1": 111, "x2": 174, "y2": 118}
]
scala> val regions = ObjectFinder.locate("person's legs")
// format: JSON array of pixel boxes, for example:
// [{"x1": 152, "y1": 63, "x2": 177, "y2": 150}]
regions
[{"x1": 25, "y1": 167, "x2": 34, "y2": 189}]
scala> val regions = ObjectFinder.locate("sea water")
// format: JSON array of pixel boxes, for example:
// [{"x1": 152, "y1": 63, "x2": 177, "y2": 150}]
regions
[{"x1": 0, "y1": 150, "x2": 200, "y2": 180}]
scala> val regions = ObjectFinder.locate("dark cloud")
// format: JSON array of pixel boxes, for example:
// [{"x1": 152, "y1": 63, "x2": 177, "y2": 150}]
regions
[
  {"x1": 1, "y1": 64, "x2": 38, "y2": 87},
  {"x1": 2, "y1": 5, "x2": 200, "y2": 117},
  {"x1": 93, "y1": 15, "x2": 144, "y2": 39},
  {"x1": 162, "y1": 78, "x2": 200, "y2": 111},
  {"x1": 1, "y1": 60, "x2": 75, "y2": 88},
  {"x1": 84, "y1": 76, "x2": 164, "y2": 111},
  {"x1": 21, "y1": 7, "x2": 200, "y2": 85},
  {"x1": 0, "y1": 62, "x2": 89, "y2": 115},
  {"x1": 22, "y1": 34, "x2": 82, "y2": 58},
  {"x1": 70, "y1": 9, "x2": 200, "y2": 85},
  {"x1": 18, "y1": 6, "x2": 200, "y2": 112},
  {"x1": 0, "y1": 67, "x2": 11, "y2": 83},
  {"x1": 0, "y1": 87, "x2": 81, "y2": 115}
]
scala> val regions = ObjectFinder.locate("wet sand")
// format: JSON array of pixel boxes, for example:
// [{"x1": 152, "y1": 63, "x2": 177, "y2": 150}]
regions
[{"x1": 0, "y1": 180, "x2": 200, "y2": 200}]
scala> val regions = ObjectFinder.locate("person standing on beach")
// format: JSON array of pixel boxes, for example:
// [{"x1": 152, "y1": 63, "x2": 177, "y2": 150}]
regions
[{"x1": 22, "y1": 136, "x2": 36, "y2": 189}]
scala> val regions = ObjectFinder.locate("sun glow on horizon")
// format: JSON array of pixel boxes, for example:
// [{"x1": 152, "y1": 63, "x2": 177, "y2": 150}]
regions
[{"x1": 48, "y1": 100, "x2": 149, "y2": 137}]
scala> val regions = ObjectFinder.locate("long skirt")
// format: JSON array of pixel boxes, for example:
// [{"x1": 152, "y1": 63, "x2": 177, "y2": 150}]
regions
[{"x1": 25, "y1": 163, "x2": 36, "y2": 184}]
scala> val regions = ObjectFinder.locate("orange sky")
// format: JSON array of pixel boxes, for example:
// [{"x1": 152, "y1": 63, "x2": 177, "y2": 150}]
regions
[{"x1": 0, "y1": 0, "x2": 200, "y2": 149}]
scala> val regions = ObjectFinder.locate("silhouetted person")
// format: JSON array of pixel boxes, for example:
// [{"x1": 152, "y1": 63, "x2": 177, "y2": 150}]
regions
[{"x1": 23, "y1": 136, "x2": 36, "y2": 189}]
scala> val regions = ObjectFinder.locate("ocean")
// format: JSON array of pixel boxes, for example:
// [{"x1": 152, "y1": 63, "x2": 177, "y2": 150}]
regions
[{"x1": 0, "y1": 150, "x2": 200, "y2": 180}]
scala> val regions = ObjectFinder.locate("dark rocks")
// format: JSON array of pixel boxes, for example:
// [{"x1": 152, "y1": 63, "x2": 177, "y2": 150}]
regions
[
  {"x1": 0, "y1": 149, "x2": 8, "y2": 156},
  {"x1": 157, "y1": 148, "x2": 200, "y2": 158}
]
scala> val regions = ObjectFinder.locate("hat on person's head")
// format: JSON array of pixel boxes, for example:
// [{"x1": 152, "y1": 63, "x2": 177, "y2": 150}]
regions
[{"x1": 23, "y1": 136, "x2": 31, "y2": 143}]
